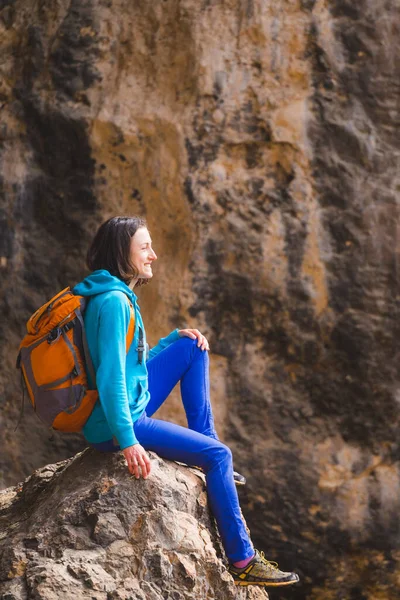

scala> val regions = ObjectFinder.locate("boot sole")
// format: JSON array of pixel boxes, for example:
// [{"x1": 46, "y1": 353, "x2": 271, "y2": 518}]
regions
[
  {"x1": 181, "y1": 463, "x2": 246, "y2": 486},
  {"x1": 234, "y1": 577, "x2": 300, "y2": 587}
]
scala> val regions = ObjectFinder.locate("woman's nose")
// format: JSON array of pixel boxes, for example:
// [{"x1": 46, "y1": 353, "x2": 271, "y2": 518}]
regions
[{"x1": 150, "y1": 249, "x2": 157, "y2": 260}]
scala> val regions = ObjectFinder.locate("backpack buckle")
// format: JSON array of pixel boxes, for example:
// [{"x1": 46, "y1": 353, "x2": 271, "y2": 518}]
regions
[
  {"x1": 137, "y1": 327, "x2": 145, "y2": 364},
  {"x1": 47, "y1": 327, "x2": 61, "y2": 344}
]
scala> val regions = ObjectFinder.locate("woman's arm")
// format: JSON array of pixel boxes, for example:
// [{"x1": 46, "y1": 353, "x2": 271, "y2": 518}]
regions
[
  {"x1": 97, "y1": 293, "x2": 152, "y2": 478},
  {"x1": 147, "y1": 328, "x2": 180, "y2": 360},
  {"x1": 96, "y1": 292, "x2": 138, "y2": 449},
  {"x1": 147, "y1": 328, "x2": 210, "y2": 361}
]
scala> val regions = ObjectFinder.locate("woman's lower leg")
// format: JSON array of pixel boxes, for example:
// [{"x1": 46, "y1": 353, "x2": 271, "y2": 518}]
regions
[
  {"x1": 147, "y1": 337, "x2": 219, "y2": 439},
  {"x1": 180, "y1": 339, "x2": 218, "y2": 439},
  {"x1": 204, "y1": 444, "x2": 254, "y2": 562},
  {"x1": 134, "y1": 415, "x2": 254, "y2": 562}
]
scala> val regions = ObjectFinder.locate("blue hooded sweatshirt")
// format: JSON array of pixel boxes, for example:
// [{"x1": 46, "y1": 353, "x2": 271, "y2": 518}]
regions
[{"x1": 73, "y1": 270, "x2": 180, "y2": 449}]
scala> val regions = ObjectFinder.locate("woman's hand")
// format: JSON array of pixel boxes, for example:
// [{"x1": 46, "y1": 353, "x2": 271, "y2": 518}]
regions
[
  {"x1": 122, "y1": 444, "x2": 151, "y2": 479},
  {"x1": 178, "y1": 328, "x2": 210, "y2": 351}
]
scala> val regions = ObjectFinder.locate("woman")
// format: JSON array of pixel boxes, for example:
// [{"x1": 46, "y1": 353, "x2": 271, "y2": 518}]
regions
[{"x1": 73, "y1": 216, "x2": 299, "y2": 588}]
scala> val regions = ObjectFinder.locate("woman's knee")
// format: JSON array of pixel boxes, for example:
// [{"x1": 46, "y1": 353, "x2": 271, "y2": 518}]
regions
[
  {"x1": 176, "y1": 336, "x2": 208, "y2": 360},
  {"x1": 206, "y1": 442, "x2": 233, "y2": 469},
  {"x1": 177, "y1": 336, "x2": 198, "y2": 350}
]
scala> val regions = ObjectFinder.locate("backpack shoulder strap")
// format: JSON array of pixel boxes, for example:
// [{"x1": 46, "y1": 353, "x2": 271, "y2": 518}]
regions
[
  {"x1": 126, "y1": 302, "x2": 135, "y2": 353},
  {"x1": 75, "y1": 306, "x2": 97, "y2": 389}
]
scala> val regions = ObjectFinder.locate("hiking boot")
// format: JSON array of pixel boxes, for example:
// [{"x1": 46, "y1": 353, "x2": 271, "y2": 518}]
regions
[
  {"x1": 228, "y1": 550, "x2": 300, "y2": 587},
  {"x1": 233, "y1": 470, "x2": 246, "y2": 486},
  {"x1": 193, "y1": 466, "x2": 246, "y2": 486}
]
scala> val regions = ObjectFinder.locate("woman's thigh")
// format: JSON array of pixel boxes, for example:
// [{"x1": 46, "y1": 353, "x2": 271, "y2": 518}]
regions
[
  {"x1": 146, "y1": 337, "x2": 198, "y2": 417},
  {"x1": 134, "y1": 413, "x2": 228, "y2": 469}
]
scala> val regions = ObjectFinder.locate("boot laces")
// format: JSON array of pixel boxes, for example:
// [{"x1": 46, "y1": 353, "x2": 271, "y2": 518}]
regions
[{"x1": 258, "y1": 551, "x2": 279, "y2": 570}]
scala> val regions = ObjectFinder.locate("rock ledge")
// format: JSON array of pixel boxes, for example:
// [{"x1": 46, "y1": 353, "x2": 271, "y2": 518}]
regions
[{"x1": 0, "y1": 449, "x2": 267, "y2": 600}]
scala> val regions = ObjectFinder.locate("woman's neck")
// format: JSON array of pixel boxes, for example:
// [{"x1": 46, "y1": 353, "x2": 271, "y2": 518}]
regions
[{"x1": 129, "y1": 278, "x2": 138, "y2": 290}]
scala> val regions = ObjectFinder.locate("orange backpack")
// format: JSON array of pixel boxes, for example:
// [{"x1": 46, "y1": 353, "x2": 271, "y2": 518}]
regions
[{"x1": 16, "y1": 287, "x2": 134, "y2": 432}]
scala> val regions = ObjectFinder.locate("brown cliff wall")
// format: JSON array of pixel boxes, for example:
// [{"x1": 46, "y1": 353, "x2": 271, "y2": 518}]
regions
[{"x1": 0, "y1": 1, "x2": 399, "y2": 598}]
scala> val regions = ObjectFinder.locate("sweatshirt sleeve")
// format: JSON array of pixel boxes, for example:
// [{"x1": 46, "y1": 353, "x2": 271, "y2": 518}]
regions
[
  {"x1": 147, "y1": 328, "x2": 180, "y2": 360},
  {"x1": 96, "y1": 293, "x2": 138, "y2": 449}
]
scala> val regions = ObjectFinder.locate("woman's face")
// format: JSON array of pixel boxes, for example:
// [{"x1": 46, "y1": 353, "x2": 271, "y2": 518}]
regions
[{"x1": 129, "y1": 227, "x2": 157, "y2": 280}]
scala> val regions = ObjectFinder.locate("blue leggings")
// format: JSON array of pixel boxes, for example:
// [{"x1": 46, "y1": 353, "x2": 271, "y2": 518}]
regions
[{"x1": 91, "y1": 337, "x2": 254, "y2": 562}]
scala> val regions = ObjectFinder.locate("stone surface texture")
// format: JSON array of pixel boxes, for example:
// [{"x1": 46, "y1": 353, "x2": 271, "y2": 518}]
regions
[
  {"x1": 0, "y1": 1, "x2": 399, "y2": 599},
  {"x1": 0, "y1": 450, "x2": 268, "y2": 599}
]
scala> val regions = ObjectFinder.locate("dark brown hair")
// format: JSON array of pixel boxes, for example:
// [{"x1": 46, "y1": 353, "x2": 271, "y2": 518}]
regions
[{"x1": 87, "y1": 216, "x2": 149, "y2": 286}]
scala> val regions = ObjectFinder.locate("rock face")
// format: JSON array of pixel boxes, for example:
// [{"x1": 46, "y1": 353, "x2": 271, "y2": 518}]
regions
[
  {"x1": 1, "y1": 1, "x2": 399, "y2": 598},
  {"x1": 0, "y1": 449, "x2": 268, "y2": 600}
]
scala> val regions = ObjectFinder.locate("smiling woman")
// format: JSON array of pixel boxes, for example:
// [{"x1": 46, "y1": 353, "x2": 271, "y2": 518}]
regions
[
  {"x1": 72, "y1": 215, "x2": 299, "y2": 589},
  {"x1": 129, "y1": 227, "x2": 157, "y2": 284},
  {"x1": 86, "y1": 216, "x2": 150, "y2": 286}
]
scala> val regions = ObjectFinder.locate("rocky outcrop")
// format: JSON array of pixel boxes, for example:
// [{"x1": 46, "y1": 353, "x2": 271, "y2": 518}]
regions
[
  {"x1": 1, "y1": 1, "x2": 399, "y2": 598},
  {"x1": 0, "y1": 449, "x2": 267, "y2": 600}
]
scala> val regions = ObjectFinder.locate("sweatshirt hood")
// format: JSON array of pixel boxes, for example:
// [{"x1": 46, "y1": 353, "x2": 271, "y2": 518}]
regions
[{"x1": 73, "y1": 270, "x2": 136, "y2": 302}]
